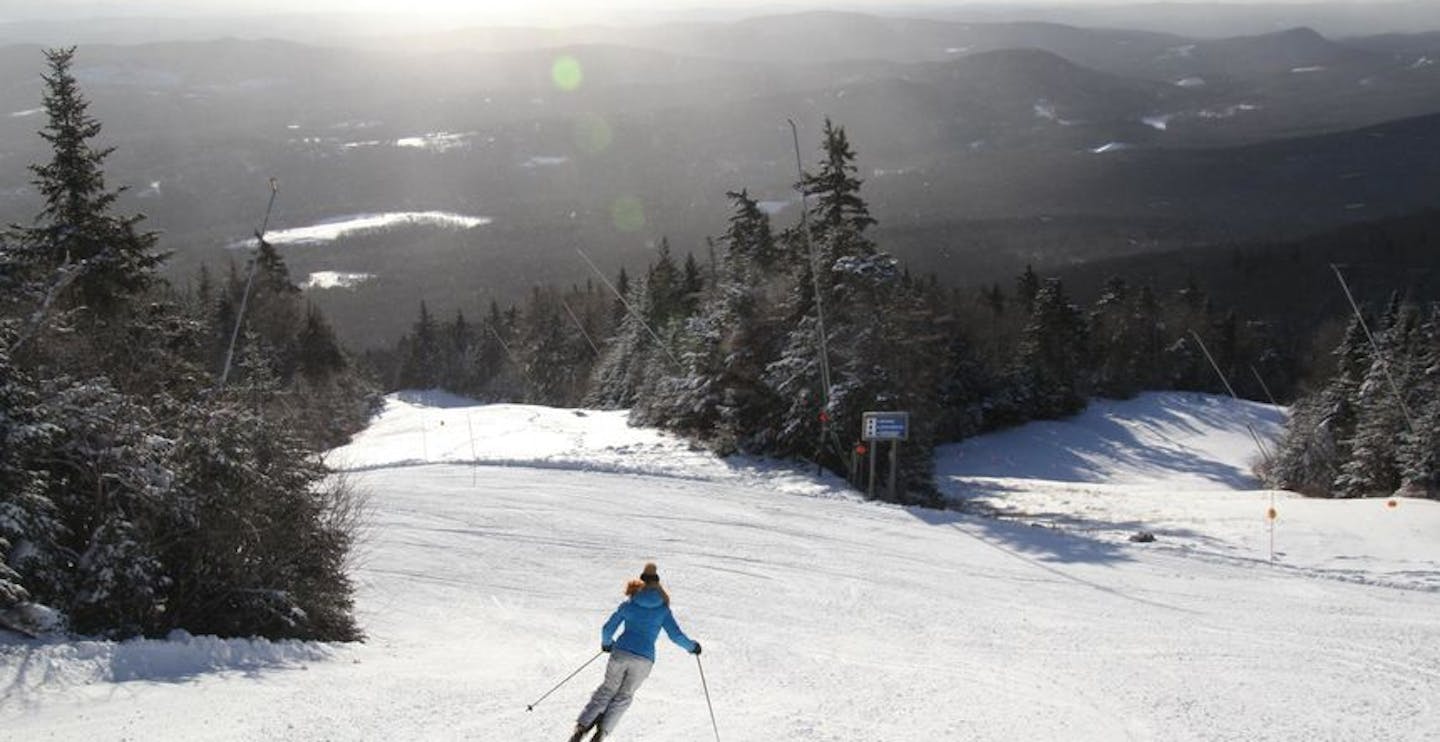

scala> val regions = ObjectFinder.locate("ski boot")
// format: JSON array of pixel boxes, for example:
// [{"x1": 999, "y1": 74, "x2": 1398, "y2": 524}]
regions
[{"x1": 568, "y1": 713, "x2": 603, "y2": 742}]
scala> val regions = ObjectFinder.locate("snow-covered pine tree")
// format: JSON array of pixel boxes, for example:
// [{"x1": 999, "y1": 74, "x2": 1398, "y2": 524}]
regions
[
  {"x1": 297, "y1": 303, "x2": 347, "y2": 384},
  {"x1": 766, "y1": 120, "x2": 886, "y2": 469},
  {"x1": 0, "y1": 340, "x2": 62, "y2": 624},
  {"x1": 16, "y1": 48, "x2": 165, "y2": 315},
  {"x1": 1088, "y1": 276, "x2": 1144, "y2": 399},
  {"x1": 519, "y1": 288, "x2": 590, "y2": 405},
  {"x1": 588, "y1": 241, "x2": 691, "y2": 409},
  {"x1": 763, "y1": 120, "x2": 939, "y2": 501},
  {"x1": 1335, "y1": 302, "x2": 1423, "y2": 496},
  {"x1": 1397, "y1": 305, "x2": 1440, "y2": 497},
  {"x1": 1013, "y1": 278, "x2": 1088, "y2": 419},
  {"x1": 1399, "y1": 396, "x2": 1440, "y2": 497},
  {"x1": 635, "y1": 191, "x2": 784, "y2": 451},
  {"x1": 398, "y1": 301, "x2": 441, "y2": 389},
  {"x1": 0, "y1": 48, "x2": 364, "y2": 640},
  {"x1": 161, "y1": 394, "x2": 361, "y2": 641},
  {"x1": 1266, "y1": 316, "x2": 1371, "y2": 495}
]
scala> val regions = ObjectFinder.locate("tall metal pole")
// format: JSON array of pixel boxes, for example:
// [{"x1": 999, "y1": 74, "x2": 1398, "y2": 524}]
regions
[
  {"x1": 1190, "y1": 329, "x2": 1273, "y2": 465},
  {"x1": 560, "y1": 297, "x2": 602, "y2": 358},
  {"x1": 868, "y1": 445, "x2": 877, "y2": 499},
  {"x1": 1330, "y1": 264, "x2": 1416, "y2": 433},
  {"x1": 1250, "y1": 365, "x2": 1279, "y2": 407},
  {"x1": 888, "y1": 440, "x2": 899, "y2": 501},
  {"x1": 218, "y1": 178, "x2": 279, "y2": 391},
  {"x1": 789, "y1": 119, "x2": 836, "y2": 474},
  {"x1": 576, "y1": 246, "x2": 681, "y2": 369}
]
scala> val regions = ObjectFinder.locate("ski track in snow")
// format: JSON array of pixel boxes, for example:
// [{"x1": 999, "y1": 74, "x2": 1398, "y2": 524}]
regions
[{"x1": 4, "y1": 391, "x2": 1439, "y2": 740}]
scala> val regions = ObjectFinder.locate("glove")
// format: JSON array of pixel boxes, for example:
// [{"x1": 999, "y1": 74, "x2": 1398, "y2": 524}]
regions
[
  {"x1": 691, "y1": 642, "x2": 702, "y2": 656},
  {"x1": 602, "y1": 644, "x2": 612, "y2": 653}
]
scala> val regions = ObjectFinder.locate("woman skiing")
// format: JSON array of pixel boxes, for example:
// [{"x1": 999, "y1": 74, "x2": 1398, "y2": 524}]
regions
[{"x1": 570, "y1": 562, "x2": 701, "y2": 741}]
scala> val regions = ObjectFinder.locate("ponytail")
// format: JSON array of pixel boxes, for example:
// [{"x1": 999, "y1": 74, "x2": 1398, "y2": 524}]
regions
[{"x1": 623, "y1": 579, "x2": 670, "y2": 605}]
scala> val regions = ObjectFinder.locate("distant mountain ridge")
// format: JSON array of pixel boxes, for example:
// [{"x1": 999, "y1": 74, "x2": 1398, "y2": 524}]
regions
[{"x1": 3, "y1": 11, "x2": 1440, "y2": 345}]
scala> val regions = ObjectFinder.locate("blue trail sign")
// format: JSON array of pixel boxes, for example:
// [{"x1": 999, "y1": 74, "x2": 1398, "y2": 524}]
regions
[{"x1": 862, "y1": 411, "x2": 910, "y2": 441}]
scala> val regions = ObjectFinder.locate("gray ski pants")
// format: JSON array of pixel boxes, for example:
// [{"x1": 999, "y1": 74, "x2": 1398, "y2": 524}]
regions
[{"x1": 577, "y1": 649, "x2": 654, "y2": 734}]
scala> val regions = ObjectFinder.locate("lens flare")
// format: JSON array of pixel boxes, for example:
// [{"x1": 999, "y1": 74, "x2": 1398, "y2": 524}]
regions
[{"x1": 551, "y1": 56, "x2": 583, "y2": 92}]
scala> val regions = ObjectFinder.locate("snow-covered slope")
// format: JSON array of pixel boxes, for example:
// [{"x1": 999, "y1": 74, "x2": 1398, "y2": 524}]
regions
[
  {"x1": 937, "y1": 392, "x2": 1440, "y2": 590},
  {"x1": 4, "y1": 392, "x2": 1439, "y2": 741}
]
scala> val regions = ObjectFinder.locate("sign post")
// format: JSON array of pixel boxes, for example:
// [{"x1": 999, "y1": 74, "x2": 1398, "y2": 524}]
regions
[{"x1": 861, "y1": 411, "x2": 910, "y2": 500}]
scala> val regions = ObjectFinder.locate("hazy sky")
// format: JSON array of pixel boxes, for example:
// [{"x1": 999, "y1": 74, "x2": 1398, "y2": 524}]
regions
[
  {"x1": 0, "y1": 0, "x2": 1374, "y2": 21},
  {"x1": 0, "y1": 0, "x2": 1405, "y2": 36}
]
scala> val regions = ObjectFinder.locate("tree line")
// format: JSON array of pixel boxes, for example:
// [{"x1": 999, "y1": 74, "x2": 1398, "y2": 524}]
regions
[
  {"x1": 1265, "y1": 296, "x2": 1440, "y2": 498},
  {"x1": 382, "y1": 120, "x2": 1297, "y2": 504},
  {"x1": 0, "y1": 49, "x2": 374, "y2": 640}
]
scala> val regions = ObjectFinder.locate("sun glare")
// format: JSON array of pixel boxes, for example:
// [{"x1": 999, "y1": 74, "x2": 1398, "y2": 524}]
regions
[{"x1": 337, "y1": 0, "x2": 649, "y2": 26}]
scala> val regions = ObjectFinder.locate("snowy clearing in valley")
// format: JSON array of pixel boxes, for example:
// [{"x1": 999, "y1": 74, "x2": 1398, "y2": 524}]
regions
[
  {"x1": 4, "y1": 391, "x2": 1439, "y2": 740},
  {"x1": 304, "y1": 271, "x2": 376, "y2": 290},
  {"x1": 232, "y1": 212, "x2": 491, "y2": 248}
]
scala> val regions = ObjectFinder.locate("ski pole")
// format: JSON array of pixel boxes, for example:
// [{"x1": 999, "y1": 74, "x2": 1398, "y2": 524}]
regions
[
  {"x1": 526, "y1": 651, "x2": 604, "y2": 712},
  {"x1": 696, "y1": 654, "x2": 720, "y2": 742}
]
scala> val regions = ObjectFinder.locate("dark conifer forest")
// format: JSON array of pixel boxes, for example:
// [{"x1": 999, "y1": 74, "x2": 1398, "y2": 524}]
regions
[{"x1": 1, "y1": 49, "x2": 374, "y2": 640}]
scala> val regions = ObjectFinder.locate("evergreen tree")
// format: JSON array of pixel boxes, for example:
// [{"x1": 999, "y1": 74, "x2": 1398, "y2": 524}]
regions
[
  {"x1": 636, "y1": 191, "x2": 783, "y2": 450},
  {"x1": 1015, "y1": 265, "x2": 1041, "y2": 316},
  {"x1": 1397, "y1": 305, "x2": 1440, "y2": 496},
  {"x1": 398, "y1": 302, "x2": 441, "y2": 389},
  {"x1": 16, "y1": 48, "x2": 164, "y2": 313},
  {"x1": 1013, "y1": 279, "x2": 1088, "y2": 419},
  {"x1": 1267, "y1": 316, "x2": 1371, "y2": 495},
  {"x1": 1399, "y1": 396, "x2": 1440, "y2": 497},
  {"x1": 0, "y1": 49, "x2": 366, "y2": 640},
  {"x1": 296, "y1": 303, "x2": 347, "y2": 383},
  {"x1": 1335, "y1": 303, "x2": 1422, "y2": 496},
  {"x1": 1088, "y1": 276, "x2": 1144, "y2": 399}
]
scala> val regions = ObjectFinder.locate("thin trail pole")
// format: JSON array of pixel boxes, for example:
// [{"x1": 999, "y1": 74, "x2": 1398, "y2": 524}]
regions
[
  {"x1": 1250, "y1": 365, "x2": 1279, "y2": 407},
  {"x1": 526, "y1": 651, "x2": 604, "y2": 712},
  {"x1": 561, "y1": 298, "x2": 602, "y2": 358},
  {"x1": 1269, "y1": 490, "x2": 1276, "y2": 564},
  {"x1": 1330, "y1": 264, "x2": 1416, "y2": 433},
  {"x1": 575, "y1": 246, "x2": 682, "y2": 368},
  {"x1": 1189, "y1": 330, "x2": 1273, "y2": 465},
  {"x1": 696, "y1": 655, "x2": 720, "y2": 742},
  {"x1": 1191, "y1": 330, "x2": 1280, "y2": 564},
  {"x1": 218, "y1": 178, "x2": 280, "y2": 390},
  {"x1": 788, "y1": 119, "x2": 836, "y2": 476},
  {"x1": 466, "y1": 412, "x2": 479, "y2": 487}
]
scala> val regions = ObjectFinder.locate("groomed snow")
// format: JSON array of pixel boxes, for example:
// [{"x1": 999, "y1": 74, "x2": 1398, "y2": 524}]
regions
[
  {"x1": 937, "y1": 392, "x2": 1440, "y2": 590},
  {"x1": 4, "y1": 391, "x2": 1439, "y2": 740}
]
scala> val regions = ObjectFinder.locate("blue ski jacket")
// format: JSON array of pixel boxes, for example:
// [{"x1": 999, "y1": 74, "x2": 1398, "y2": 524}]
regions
[{"x1": 601, "y1": 587, "x2": 697, "y2": 662}]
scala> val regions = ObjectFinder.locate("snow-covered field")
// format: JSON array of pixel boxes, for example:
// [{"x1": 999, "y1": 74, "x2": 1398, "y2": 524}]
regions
[
  {"x1": 4, "y1": 392, "x2": 1439, "y2": 740},
  {"x1": 231, "y1": 212, "x2": 491, "y2": 248},
  {"x1": 304, "y1": 271, "x2": 377, "y2": 290}
]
